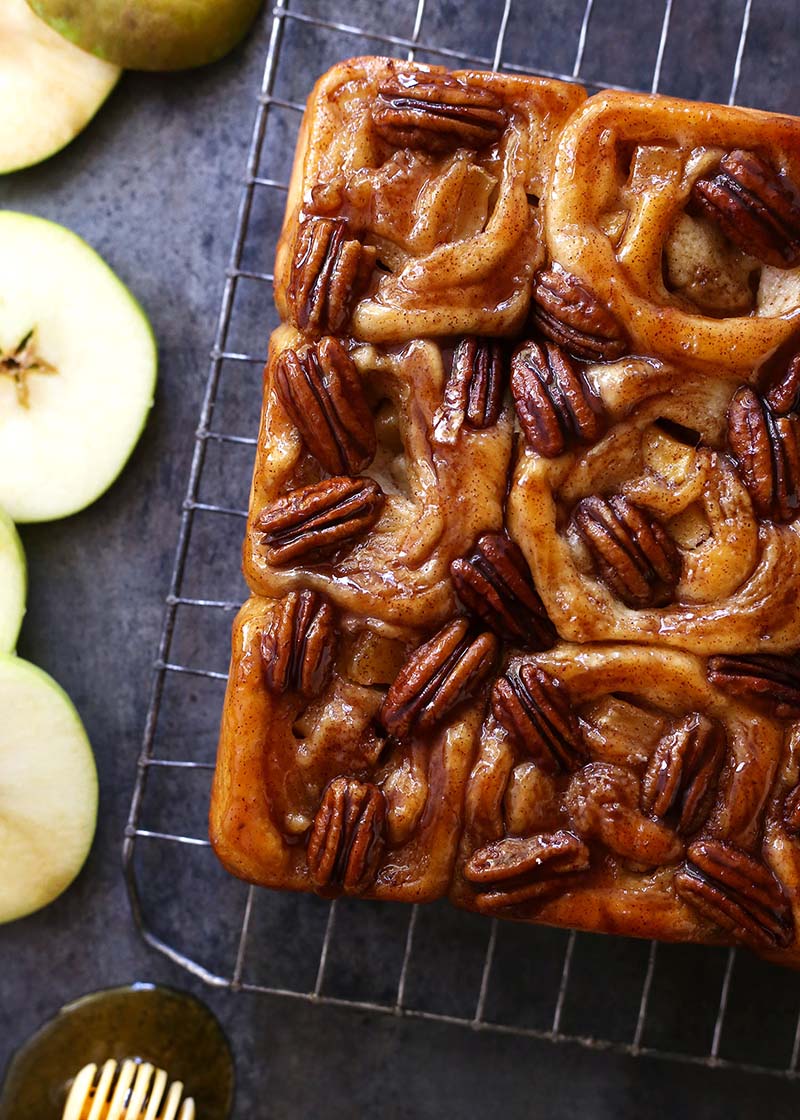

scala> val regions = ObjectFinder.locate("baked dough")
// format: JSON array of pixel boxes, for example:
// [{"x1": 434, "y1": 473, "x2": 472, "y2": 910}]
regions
[{"x1": 211, "y1": 57, "x2": 800, "y2": 965}]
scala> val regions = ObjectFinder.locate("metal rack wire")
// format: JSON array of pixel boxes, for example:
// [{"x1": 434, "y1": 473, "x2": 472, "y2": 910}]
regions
[{"x1": 124, "y1": 0, "x2": 800, "y2": 1081}]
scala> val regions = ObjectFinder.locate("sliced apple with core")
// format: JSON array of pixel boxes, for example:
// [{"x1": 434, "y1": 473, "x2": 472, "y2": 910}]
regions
[
  {"x1": 0, "y1": 211, "x2": 158, "y2": 523},
  {"x1": 27, "y1": 0, "x2": 263, "y2": 72},
  {"x1": 0, "y1": 506, "x2": 26, "y2": 652},
  {"x1": 0, "y1": 0, "x2": 120, "y2": 175},
  {"x1": 0, "y1": 654, "x2": 98, "y2": 924}
]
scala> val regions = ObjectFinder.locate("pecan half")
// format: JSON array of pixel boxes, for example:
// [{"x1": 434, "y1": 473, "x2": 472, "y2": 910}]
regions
[
  {"x1": 784, "y1": 784, "x2": 800, "y2": 833},
  {"x1": 530, "y1": 266, "x2": 627, "y2": 362},
  {"x1": 707, "y1": 652, "x2": 800, "y2": 718},
  {"x1": 571, "y1": 494, "x2": 681, "y2": 608},
  {"x1": 307, "y1": 776, "x2": 386, "y2": 894},
  {"x1": 463, "y1": 830, "x2": 590, "y2": 911},
  {"x1": 766, "y1": 346, "x2": 800, "y2": 416},
  {"x1": 450, "y1": 533, "x2": 556, "y2": 649},
  {"x1": 675, "y1": 839, "x2": 794, "y2": 950},
  {"x1": 492, "y1": 664, "x2": 586, "y2": 773},
  {"x1": 373, "y1": 75, "x2": 505, "y2": 153},
  {"x1": 379, "y1": 618, "x2": 498, "y2": 738},
  {"x1": 287, "y1": 216, "x2": 375, "y2": 334},
  {"x1": 691, "y1": 150, "x2": 800, "y2": 269},
  {"x1": 275, "y1": 337, "x2": 376, "y2": 475},
  {"x1": 727, "y1": 385, "x2": 800, "y2": 522},
  {"x1": 511, "y1": 339, "x2": 606, "y2": 457},
  {"x1": 261, "y1": 590, "x2": 336, "y2": 698},
  {"x1": 256, "y1": 476, "x2": 384, "y2": 565},
  {"x1": 441, "y1": 337, "x2": 505, "y2": 432},
  {"x1": 641, "y1": 713, "x2": 726, "y2": 835}
]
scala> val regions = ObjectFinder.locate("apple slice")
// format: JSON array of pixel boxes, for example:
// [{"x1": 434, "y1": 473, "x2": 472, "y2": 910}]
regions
[
  {"x1": 0, "y1": 506, "x2": 26, "y2": 652},
  {"x1": 0, "y1": 654, "x2": 98, "y2": 924},
  {"x1": 0, "y1": 211, "x2": 157, "y2": 522},
  {"x1": 0, "y1": 0, "x2": 120, "y2": 175}
]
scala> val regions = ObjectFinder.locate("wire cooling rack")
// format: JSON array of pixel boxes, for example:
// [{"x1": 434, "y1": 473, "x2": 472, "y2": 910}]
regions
[{"x1": 124, "y1": 0, "x2": 800, "y2": 1082}]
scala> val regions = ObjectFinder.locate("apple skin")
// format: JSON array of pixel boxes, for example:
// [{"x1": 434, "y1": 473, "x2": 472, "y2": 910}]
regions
[
  {"x1": 0, "y1": 506, "x2": 26, "y2": 652},
  {"x1": 0, "y1": 653, "x2": 98, "y2": 924},
  {"x1": 27, "y1": 0, "x2": 264, "y2": 71}
]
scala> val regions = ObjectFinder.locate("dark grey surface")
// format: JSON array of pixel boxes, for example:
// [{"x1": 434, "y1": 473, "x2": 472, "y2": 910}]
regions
[{"x1": 3, "y1": 1, "x2": 800, "y2": 1116}]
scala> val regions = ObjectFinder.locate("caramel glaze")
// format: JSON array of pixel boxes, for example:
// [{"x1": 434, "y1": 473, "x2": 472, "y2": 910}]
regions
[{"x1": 210, "y1": 57, "x2": 800, "y2": 965}]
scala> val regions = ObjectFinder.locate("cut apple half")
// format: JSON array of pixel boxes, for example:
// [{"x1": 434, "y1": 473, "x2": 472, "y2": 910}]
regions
[
  {"x1": 0, "y1": 506, "x2": 26, "y2": 652},
  {"x1": 0, "y1": 654, "x2": 98, "y2": 924},
  {"x1": 0, "y1": 0, "x2": 120, "y2": 175},
  {"x1": 0, "y1": 211, "x2": 158, "y2": 522}
]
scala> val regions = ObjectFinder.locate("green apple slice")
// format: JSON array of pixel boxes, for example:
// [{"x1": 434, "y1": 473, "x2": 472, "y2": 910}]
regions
[
  {"x1": 27, "y1": 0, "x2": 263, "y2": 71},
  {"x1": 0, "y1": 507, "x2": 26, "y2": 652},
  {"x1": 0, "y1": 0, "x2": 120, "y2": 175},
  {"x1": 0, "y1": 654, "x2": 98, "y2": 924},
  {"x1": 0, "y1": 211, "x2": 157, "y2": 522}
]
